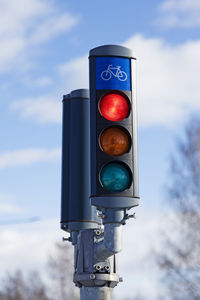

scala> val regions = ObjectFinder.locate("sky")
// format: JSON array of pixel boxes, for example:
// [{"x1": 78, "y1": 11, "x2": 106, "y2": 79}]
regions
[{"x1": 0, "y1": 0, "x2": 200, "y2": 298}]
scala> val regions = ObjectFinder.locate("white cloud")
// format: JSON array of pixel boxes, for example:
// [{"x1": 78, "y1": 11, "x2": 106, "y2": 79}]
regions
[
  {"x1": 12, "y1": 55, "x2": 88, "y2": 124},
  {"x1": 13, "y1": 35, "x2": 200, "y2": 128},
  {"x1": 0, "y1": 193, "x2": 23, "y2": 215},
  {"x1": 0, "y1": 0, "x2": 79, "y2": 73},
  {"x1": 58, "y1": 55, "x2": 89, "y2": 91},
  {"x1": 33, "y1": 77, "x2": 53, "y2": 87},
  {"x1": 0, "y1": 148, "x2": 61, "y2": 169},
  {"x1": 21, "y1": 76, "x2": 53, "y2": 88},
  {"x1": 0, "y1": 219, "x2": 62, "y2": 275},
  {"x1": 0, "y1": 203, "x2": 22, "y2": 214},
  {"x1": 12, "y1": 96, "x2": 61, "y2": 123},
  {"x1": 124, "y1": 34, "x2": 200, "y2": 127},
  {"x1": 158, "y1": 0, "x2": 200, "y2": 27},
  {"x1": 29, "y1": 13, "x2": 78, "y2": 45}
]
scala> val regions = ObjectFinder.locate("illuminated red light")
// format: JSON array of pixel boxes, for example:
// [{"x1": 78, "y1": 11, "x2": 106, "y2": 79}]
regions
[{"x1": 99, "y1": 93, "x2": 130, "y2": 122}]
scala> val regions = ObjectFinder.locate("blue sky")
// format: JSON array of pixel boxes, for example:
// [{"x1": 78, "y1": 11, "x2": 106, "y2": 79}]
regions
[{"x1": 0, "y1": 0, "x2": 200, "y2": 298}]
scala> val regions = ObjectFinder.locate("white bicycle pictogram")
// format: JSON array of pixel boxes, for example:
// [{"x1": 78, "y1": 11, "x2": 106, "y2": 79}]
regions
[{"x1": 101, "y1": 65, "x2": 127, "y2": 81}]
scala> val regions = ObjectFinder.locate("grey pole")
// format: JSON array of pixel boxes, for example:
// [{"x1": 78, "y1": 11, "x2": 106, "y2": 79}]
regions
[
  {"x1": 74, "y1": 221, "x2": 124, "y2": 299},
  {"x1": 80, "y1": 286, "x2": 113, "y2": 300}
]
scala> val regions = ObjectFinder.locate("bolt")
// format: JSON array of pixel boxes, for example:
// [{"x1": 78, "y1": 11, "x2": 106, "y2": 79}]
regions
[
  {"x1": 104, "y1": 266, "x2": 110, "y2": 272},
  {"x1": 119, "y1": 277, "x2": 123, "y2": 282},
  {"x1": 95, "y1": 265, "x2": 101, "y2": 271},
  {"x1": 97, "y1": 211, "x2": 105, "y2": 219},
  {"x1": 95, "y1": 230, "x2": 101, "y2": 236},
  {"x1": 90, "y1": 274, "x2": 96, "y2": 280}
]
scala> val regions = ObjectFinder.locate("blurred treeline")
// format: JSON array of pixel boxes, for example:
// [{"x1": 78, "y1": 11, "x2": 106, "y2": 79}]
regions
[
  {"x1": 156, "y1": 118, "x2": 200, "y2": 299},
  {"x1": 0, "y1": 243, "x2": 79, "y2": 300}
]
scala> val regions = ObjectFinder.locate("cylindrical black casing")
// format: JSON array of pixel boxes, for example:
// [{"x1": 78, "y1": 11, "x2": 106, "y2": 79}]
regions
[
  {"x1": 89, "y1": 45, "x2": 140, "y2": 209},
  {"x1": 61, "y1": 89, "x2": 100, "y2": 232}
]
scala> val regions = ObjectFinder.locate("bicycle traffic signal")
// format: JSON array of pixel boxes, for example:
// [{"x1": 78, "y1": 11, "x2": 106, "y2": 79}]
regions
[{"x1": 89, "y1": 45, "x2": 139, "y2": 210}]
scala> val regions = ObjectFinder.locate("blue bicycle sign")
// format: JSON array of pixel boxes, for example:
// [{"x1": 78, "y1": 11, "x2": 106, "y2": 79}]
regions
[{"x1": 101, "y1": 65, "x2": 127, "y2": 81}]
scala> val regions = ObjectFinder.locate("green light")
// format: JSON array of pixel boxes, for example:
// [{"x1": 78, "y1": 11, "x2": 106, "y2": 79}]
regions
[{"x1": 100, "y1": 162, "x2": 131, "y2": 192}]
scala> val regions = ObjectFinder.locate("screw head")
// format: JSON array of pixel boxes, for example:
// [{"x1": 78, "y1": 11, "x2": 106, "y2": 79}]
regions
[
  {"x1": 95, "y1": 230, "x2": 101, "y2": 236},
  {"x1": 97, "y1": 211, "x2": 105, "y2": 218},
  {"x1": 90, "y1": 274, "x2": 96, "y2": 280}
]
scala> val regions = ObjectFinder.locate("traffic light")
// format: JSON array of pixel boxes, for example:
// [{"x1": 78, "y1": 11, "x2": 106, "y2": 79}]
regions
[
  {"x1": 89, "y1": 45, "x2": 139, "y2": 210},
  {"x1": 61, "y1": 89, "x2": 100, "y2": 232}
]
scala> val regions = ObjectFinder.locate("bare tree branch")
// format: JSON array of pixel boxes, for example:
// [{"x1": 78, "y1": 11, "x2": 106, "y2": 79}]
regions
[{"x1": 157, "y1": 117, "x2": 200, "y2": 300}]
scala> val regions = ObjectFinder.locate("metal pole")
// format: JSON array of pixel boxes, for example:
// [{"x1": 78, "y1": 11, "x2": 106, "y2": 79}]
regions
[
  {"x1": 80, "y1": 286, "x2": 113, "y2": 300},
  {"x1": 73, "y1": 220, "x2": 125, "y2": 300}
]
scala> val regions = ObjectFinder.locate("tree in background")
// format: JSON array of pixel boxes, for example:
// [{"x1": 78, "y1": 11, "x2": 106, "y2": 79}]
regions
[
  {"x1": 158, "y1": 118, "x2": 200, "y2": 299},
  {"x1": 0, "y1": 242, "x2": 79, "y2": 300},
  {"x1": 47, "y1": 242, "x2": 79, "y2": 300},
  {"x1": 0, "y1": 270, "x2": 49, "y2": 300}
]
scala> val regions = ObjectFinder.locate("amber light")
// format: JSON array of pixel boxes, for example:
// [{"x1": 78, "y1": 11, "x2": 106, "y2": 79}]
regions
[
  {"x1": 100, "y1": 127, "x2": 130, "y2": 156},
  {"x1": 99, "y1": 93, "x2": 130, "y2": 122}
]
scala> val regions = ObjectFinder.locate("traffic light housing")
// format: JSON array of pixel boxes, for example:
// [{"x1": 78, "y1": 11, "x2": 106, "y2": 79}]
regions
[
  {"x1": 61, "y1": 89, "x2": 100, "y2": 232},
  {"x1": 89, "y1": 45, "x2": 139, "y2": 209}
]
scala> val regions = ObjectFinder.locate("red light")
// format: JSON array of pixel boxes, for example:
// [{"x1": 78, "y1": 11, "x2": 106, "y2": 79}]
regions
[{"x1": 99, "y1": 93, "x2": 130, "y2": 122}]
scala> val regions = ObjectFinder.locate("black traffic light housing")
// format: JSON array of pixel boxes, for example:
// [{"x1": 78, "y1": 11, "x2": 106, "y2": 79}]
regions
[
  {"x1": 89, "y1": 45, "x2": 139, "y2": 209},
  {"x1": 61, "y1": 89, "x2": 100, "y2": 232}
]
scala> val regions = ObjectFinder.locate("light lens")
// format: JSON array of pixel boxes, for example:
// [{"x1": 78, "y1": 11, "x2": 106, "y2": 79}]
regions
[
  {"x1": 100, "y1": 162, "x2": 131, "y2": 192},
  {"x1": 99, "y1": 93, "x2": 129, "y2": 121},
  {"x1": 100, "y1": 127, "x2": 130, "y2": 156}
]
